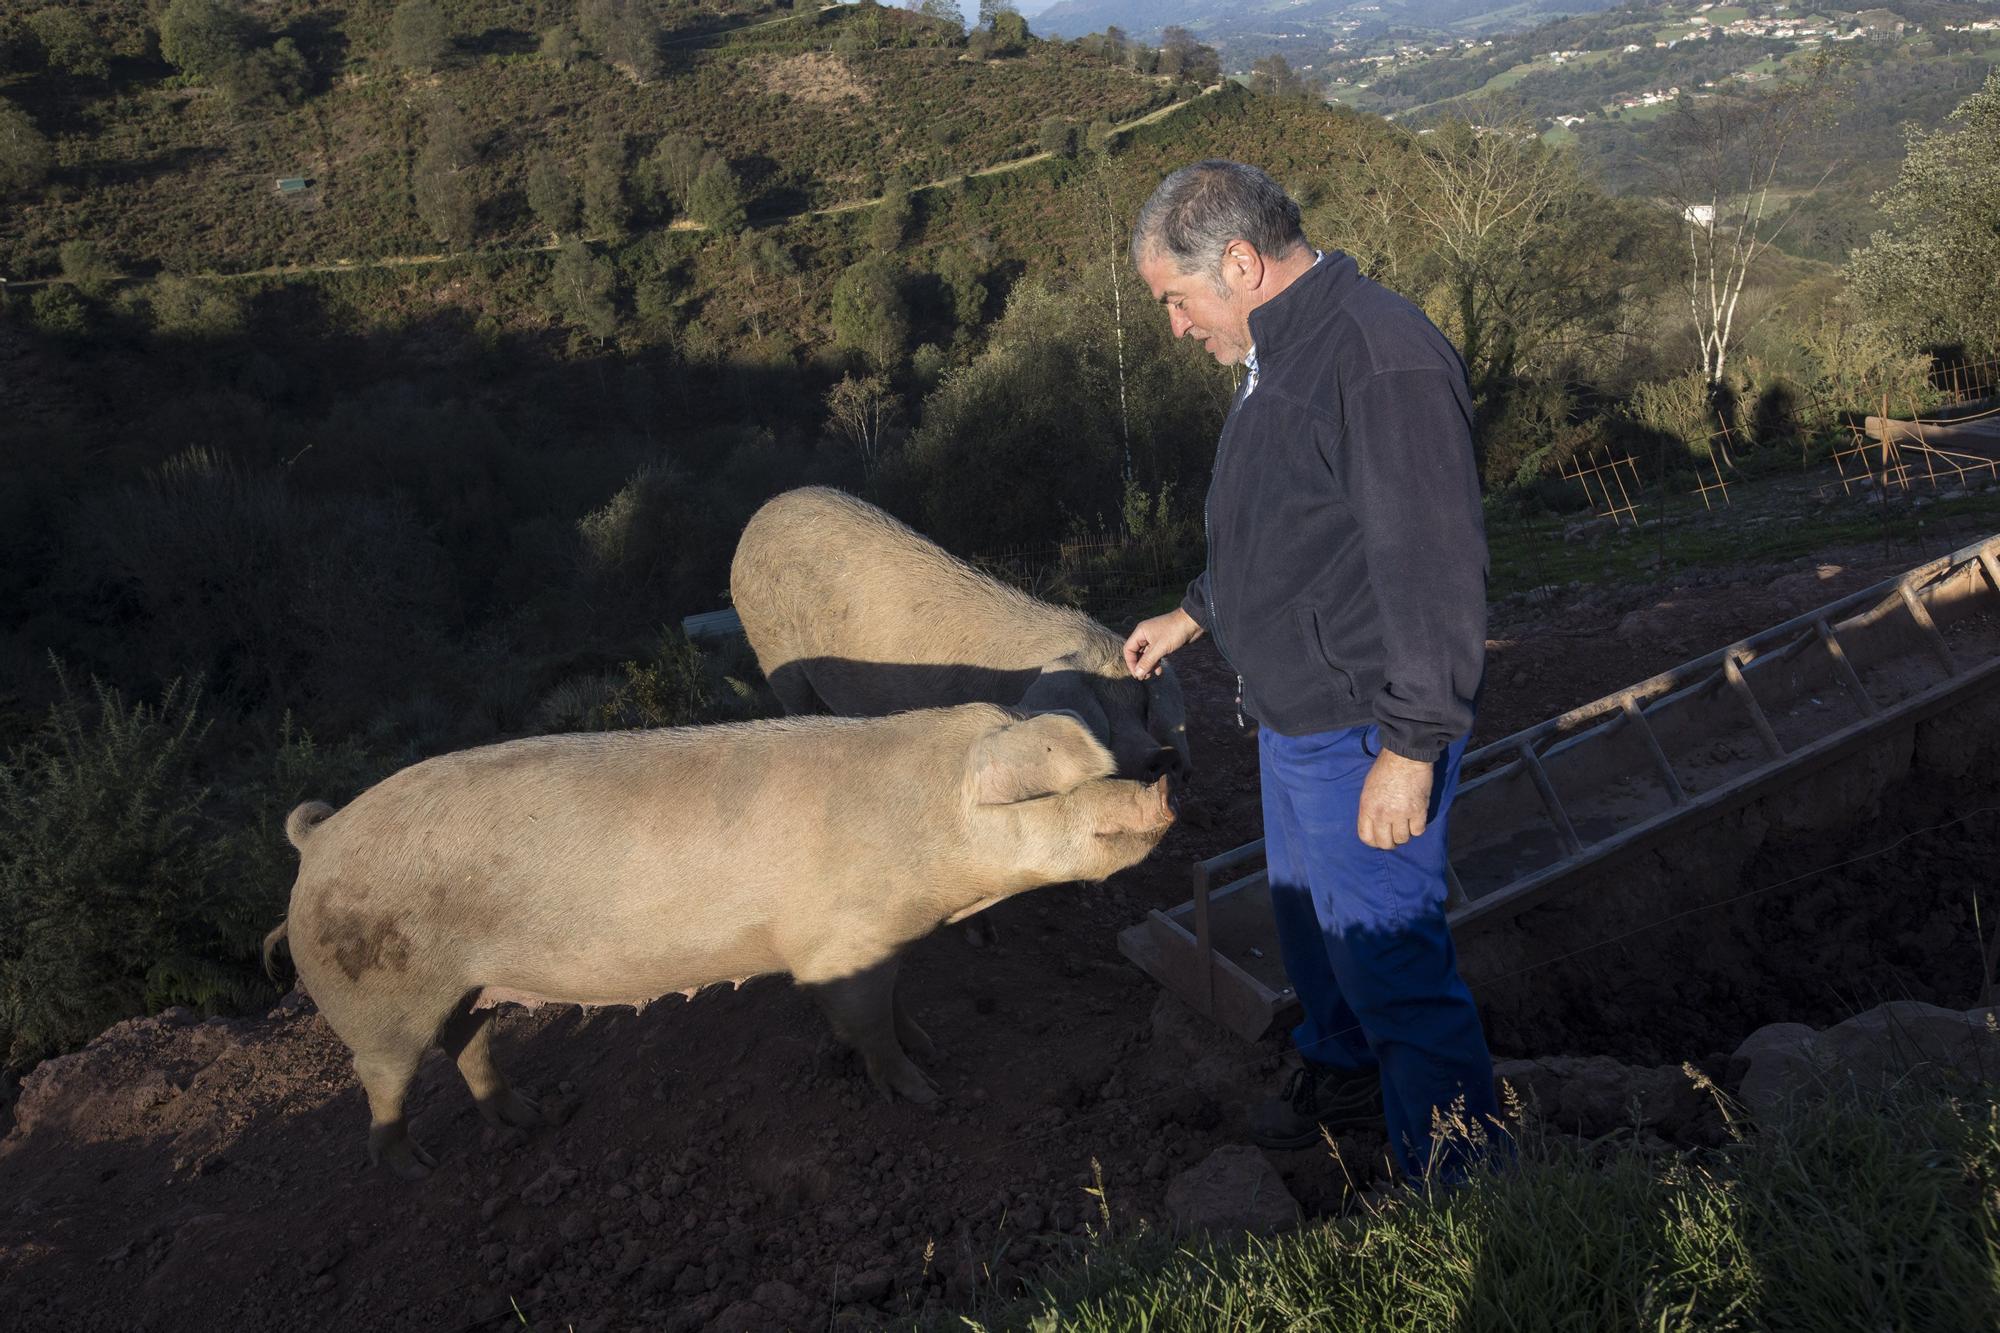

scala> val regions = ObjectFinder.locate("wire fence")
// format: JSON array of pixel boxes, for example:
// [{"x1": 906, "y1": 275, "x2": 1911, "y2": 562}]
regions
[{"x1": 1558, "y1": 355, "x2": 2000, "y2": 520}]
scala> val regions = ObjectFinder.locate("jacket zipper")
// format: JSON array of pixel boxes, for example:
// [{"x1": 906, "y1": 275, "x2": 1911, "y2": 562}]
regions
[{"x1": 1208, "y1": 377, "x2": 1249, "y2": 730}]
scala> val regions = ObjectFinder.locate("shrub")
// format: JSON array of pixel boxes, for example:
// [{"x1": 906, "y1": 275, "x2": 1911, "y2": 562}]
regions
[
  {"x1": 28, "y1": 285, "x2": 87, "y2": 338},
  {"x1": 26, "y1": 8, "x2": 109, "y2": 79},
  {"x1": 0, "y1": 96, "x2": 51, "y2": 195},
  {"x1": 58, "y1": 239, "x2": 115, "y2": 298},
  {"x1": 60, "y1": 448, "x2": 452, "y2": 725},
  {"x1": 148, "y1": 275, "x2": 246, "y2": 339},
  {"x1": 0, "y1": 672, "x2": 383, "y2": 1068},
  {"x1": 157, "y1": 0, "x2": 255, "y2": 82},
  {"x1": 389, "y1": 1, "x2": 451, "y2": 72},
  {"x1": 0, "y1": 673, "x2": 220, "y2": 1066}
]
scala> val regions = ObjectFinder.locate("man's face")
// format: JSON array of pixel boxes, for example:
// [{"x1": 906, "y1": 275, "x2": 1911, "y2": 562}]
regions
[{"x1": 1137, "y1": 249, "x2": 1254, "y2": 367}]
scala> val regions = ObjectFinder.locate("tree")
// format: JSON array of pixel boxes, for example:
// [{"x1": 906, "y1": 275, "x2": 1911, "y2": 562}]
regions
[
  {"x1": 1249, "y1": 55, "x2": 1308, "y2": 99},
  {"x1": 0, "y1": 97, "x2": 51, "y2": 195},
  {"x1": 579, "y1": 0, "x2": 661, "y2": 82},
  {"x1": 1847, "y1": 69, "x2": 2000, "y2": 360},
  {"x1": 538, "y1": 25, "x2": 581, "y2": 68},
  {"x1": 831, "y1": 255, "x2": 908, "y2": 369},
  {"x1": 413, "y1": 102, "x2": 478, "y2": 247},
  {"x1": 158, "y1": 0, "x2": 255, "y2": 82},
  {"x1": 826, "y1": 374, "x2": 899, "y2": 478},
  {"x1": 582, "y1": 120, "x2": 630, "y2": 239},
  {"x1": 59, "y1": 240, "x2": 116, "y2": 298},
  {"x1": 639, "y1": 132, "x2": 712, "y2": 220},
  {"x1": 217, "y1": 36, "x2": 308, "y2": 107},
  {"x1": 548, "y1": 240, "x2": 618, "y2": 344},
  {"x1": 526, "y1": 157, "x2": 579, "y2": 239},
  {"x1": 1160, "y1": 26, "x2": 1217, "y2": 84},
  {"x1": 1655, "y1": 66, "x2": 1841, "y2": 408},
  {"x1": 687, "y1": 159, "x2": 746, "y2": 234},
  {"x1": 149, "y1": 275, "x2": 247, "y2": 339},
  {"x1": 390, "y1": 1, "x2": 451, "y2": 72},
  {"x1": 1037, "y1": 117, "x2": 1074, "y2": 159},
  {"x1": 26, "y1": 8, "x2": 109, "y2": 79},
  {"x1": 869, "y1": 174, "x2": 912, "y2": 252},
  {"x1": 901, "y1": 273, "x2": 1225, "y2": 552},
  {"x1": 990, "y1": 8, "x2": 1030, "y2": 53},
  {"x1": 912, "y1": 0, "x2": 963, "y2": 37},
  {"x1": 1341, "y1": 119, "x2": 1664, "y2": 444},
  {"x1": 938, "y1": 246, "x2": 988, "y2": 328},
  {"x1": 30, "y1": 285, "x2": 87, "y2": 338}
]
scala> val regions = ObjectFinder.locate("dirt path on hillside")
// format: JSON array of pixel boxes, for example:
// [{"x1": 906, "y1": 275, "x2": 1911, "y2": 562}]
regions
[
  {"x1": 6, "y1": 531, "x2": 1998, "y2": 1331},
  {"x1": 1, "y1": 83, "x2": 1219, "y2": 292}
]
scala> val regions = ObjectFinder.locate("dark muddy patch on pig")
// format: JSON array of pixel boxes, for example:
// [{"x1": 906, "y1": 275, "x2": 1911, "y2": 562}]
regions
[{"x1": 318, "y1": 906, "x2": 416, "y2": 982}]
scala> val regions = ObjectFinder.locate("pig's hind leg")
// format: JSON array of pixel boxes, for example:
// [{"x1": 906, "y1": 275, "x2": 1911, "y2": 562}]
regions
[
  {"x1": 337, "y1": 992, "x2": 471, "y2": 1180},
  {"x1": 438, "y1": 999, "x2": 543, "y2": 1135},
  {"x1": 808, "y1": 956, "x2": 939, "y2": 1105},
  {"x1": 349, "y1": 1031, "x2": 441, "y2": 1181}
]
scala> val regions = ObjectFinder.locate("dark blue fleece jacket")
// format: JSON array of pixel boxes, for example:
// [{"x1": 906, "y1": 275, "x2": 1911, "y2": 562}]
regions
[{"x1": 1179, "y1": 249, "x2": 1487, "y2": 762}]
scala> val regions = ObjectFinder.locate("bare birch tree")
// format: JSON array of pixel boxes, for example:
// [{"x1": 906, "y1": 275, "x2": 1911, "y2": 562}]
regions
[
  {"x1": 1654, "y1": 67, "x2": 1840, "y2": 415},
  {"x1": 826, "y1": 374, "x2": 898, "y2": 479}
]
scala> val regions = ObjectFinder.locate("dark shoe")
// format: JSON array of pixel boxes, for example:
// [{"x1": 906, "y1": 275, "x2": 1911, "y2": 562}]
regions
[{"x1": 1248, "y1": 1063, "x2": 1384, "y2": 1150}]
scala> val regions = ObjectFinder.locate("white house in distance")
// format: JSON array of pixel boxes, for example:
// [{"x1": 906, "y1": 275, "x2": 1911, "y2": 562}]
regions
[{"x1": 1684, "y1": 203, "x2": 1717, "y2": 229}]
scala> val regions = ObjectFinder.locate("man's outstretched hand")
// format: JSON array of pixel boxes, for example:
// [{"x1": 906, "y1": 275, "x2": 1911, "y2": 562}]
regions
[
  {"x1": 1124, "y1": 608, "x2": 1203, "y2": 680},
  {"x1": 1359, "y1": 749, "x2": 1435, "y2": 850}
]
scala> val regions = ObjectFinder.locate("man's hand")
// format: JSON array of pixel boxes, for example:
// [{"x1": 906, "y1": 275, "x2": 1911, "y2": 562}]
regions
[
  {"x1": 1123, "y1": 608, "x2": 1204, "y2": 680},
  {"x1": 1358, "y1": 749, "x2": 1434, "y2": 850}
]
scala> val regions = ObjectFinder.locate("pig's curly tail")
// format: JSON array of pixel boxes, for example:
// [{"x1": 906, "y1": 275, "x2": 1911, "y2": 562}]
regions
[{"x1": 285, "y1": 800, "x2": 335, "y2": 849}]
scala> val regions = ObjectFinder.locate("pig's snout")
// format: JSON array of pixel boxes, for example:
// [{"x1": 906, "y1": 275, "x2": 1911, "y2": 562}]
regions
[
  {"x1": 1142, "y1": 745, "x2": 1188, "y2": 783},
  {"x1": 1147, "y1": 774, "x2": 1179, "y2": 827}
]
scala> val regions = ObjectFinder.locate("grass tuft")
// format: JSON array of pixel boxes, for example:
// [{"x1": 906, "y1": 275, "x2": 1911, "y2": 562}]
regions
[{"x1": 963, "y1": 1085, "x2": 2000, "y2": 1332}]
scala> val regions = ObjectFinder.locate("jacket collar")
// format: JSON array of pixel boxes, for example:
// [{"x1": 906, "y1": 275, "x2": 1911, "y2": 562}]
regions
[{"x1": 1245, "y1": 248, "x2": 1360, "y2": 366}]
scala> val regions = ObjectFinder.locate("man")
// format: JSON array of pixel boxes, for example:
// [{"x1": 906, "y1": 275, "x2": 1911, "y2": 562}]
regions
[{"x1": 1122, "y1": 160, "x2": 1503, "y2": 1181}]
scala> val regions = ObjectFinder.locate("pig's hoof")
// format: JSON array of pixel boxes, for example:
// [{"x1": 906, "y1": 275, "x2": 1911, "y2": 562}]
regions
[
  {"x1": 890, "y1": 1066, "x2": 941, "y2": 1106},
  {"x1": 378, "y1": 1138, "x2": 437, "y2": 1182},
  {"x1": 481, "y1": 1089, "x2": 543, "y2": 1130},
  {"x1": 898, "y1": 1018, "x2": 938, "y2": 1062}
]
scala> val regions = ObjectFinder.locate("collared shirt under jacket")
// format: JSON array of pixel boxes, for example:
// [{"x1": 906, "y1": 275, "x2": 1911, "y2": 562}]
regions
[{"x1": 1179, "y1": 249, "x2": 1488, "y2": 763}]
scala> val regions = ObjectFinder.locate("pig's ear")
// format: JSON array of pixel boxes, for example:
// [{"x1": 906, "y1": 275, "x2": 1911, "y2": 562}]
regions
[
  {"x1": 967, "y1": 711, "x2": 1117, "y2": 806},
  {"x1": 1014, "y1": 654, "x2": 1111, "y2": 745}
]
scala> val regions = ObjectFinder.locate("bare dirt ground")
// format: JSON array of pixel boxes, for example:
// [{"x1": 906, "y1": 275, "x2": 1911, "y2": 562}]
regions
[{"x1": 4, "y1": 526, "x2": 1999, "y2": 1332}]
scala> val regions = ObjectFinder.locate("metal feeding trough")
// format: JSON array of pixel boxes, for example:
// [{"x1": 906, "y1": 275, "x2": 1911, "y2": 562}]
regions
[{"x1": 1119, "y1": 531, "x2": 2000, "y2": 1042}]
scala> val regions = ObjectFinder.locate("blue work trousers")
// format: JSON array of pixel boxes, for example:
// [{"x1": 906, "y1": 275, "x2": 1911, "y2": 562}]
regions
[{"x1": 1260, "y1": 722, "x2": 1504, "y2": 1181}]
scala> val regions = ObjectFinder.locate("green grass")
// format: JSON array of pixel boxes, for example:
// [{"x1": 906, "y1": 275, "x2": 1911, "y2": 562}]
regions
[
  {"x1": 1478, "y1": 61, "x2": 1541, "y2": 93},
  {"x1": 965, "y1": 1085, "x2": 2000, "y2": 1332}
]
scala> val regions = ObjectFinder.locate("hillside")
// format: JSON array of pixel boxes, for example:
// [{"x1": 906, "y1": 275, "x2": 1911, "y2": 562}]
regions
[
  {"x1": 1035, "y1": 0, "x2": 1629, "y2": 48},
  {"x1": 0, "y1": 1, "x2": 1183, "y2": 276}
]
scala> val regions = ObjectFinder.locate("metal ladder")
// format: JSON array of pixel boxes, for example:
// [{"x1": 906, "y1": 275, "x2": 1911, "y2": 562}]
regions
[{"x1": 1120, "y1": 532, "x2": 2000, "y2": 1041}]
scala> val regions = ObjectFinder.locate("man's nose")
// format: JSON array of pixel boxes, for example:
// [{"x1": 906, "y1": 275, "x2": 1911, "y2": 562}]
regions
[{"x1": 1169, "y1": 309, "x2": 1192, "y2": 337}]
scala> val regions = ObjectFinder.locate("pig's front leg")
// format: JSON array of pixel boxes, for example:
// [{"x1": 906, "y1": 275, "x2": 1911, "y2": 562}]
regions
[
  {"x1": 808, "y1": 956, "x2": 938, "y2": 1104},
  {"x1": 894, "y1": 987, "x2": 937, "y2": 1062}
]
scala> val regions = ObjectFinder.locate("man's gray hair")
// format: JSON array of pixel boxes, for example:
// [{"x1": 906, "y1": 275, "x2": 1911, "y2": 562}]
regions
[{"x1": 1129, "y1": 160, "x2": 1306, "y2": 281}]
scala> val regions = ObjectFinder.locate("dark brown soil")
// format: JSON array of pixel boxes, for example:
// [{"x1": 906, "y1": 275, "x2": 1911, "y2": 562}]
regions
[{"x1": 3, "y1": 540, "x2": 1997, "y2": 1332}]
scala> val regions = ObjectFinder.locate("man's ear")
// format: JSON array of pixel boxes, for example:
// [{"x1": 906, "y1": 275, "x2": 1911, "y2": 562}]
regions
[
  {"x1": 1014, "y1": 654, "x2": 1112, "y2": 744},
  {"x1": 965, "y1": 711, "x2": 1117, "y2": 806}
]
